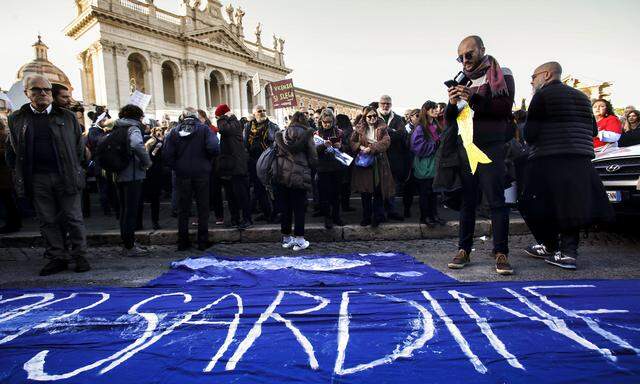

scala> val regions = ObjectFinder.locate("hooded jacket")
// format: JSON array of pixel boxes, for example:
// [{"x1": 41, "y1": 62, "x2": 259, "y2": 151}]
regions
[
  {"x1": 274, "y1": 124, "x2": 317, "y2": 190},
  {"x1": 113, "y1": 118, "x2": 152, "y2": 183},
  {"x1": 163, "y1": 117, "x2": 219, "y2": 178},
  {"x1": 6, "y1": 103, "x2": 85, "y2": 197}
]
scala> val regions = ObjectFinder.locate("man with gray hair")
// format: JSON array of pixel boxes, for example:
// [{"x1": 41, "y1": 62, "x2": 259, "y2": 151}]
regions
[
  {"x1": 163, "y1": 106, "x2": 219, "y2": 251},
  {"x1": 244, "y1": 104, "x2": 280, "y2": 222},
  {"x1": 377, "y1": 94, "x2": 411, "y2": 221},
  {"x1": 6, "y1": 75, "x2": 90, "y2": 275}
]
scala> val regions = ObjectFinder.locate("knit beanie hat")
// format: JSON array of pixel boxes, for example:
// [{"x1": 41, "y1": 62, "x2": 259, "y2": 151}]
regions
[{"x1": 215, "y1": 104, "x2": 230, "y2": 117}]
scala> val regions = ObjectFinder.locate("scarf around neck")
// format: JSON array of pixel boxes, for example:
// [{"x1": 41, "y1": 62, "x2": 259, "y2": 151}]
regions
[{"x1": 463, "y1": 55, "x2": 508, "y2": 98}]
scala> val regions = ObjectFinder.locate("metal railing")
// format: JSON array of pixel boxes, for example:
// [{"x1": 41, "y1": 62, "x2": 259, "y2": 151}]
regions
[{"x1": 119, "y1": 0, "x2": 149, "y2": 15}]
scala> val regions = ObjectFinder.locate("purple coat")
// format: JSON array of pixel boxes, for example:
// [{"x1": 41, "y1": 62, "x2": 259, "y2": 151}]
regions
[{"x1": 411, "y1": 123, "x2": 439, "y2": 158}]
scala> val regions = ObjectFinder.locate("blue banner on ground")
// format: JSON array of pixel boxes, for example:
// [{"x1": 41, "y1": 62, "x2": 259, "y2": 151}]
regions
[{"x1": 1, "y1": 252, "x2": 639, "y2": 383}]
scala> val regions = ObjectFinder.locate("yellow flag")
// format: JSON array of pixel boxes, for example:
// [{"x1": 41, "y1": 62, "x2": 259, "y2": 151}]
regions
[{"x1": 457, "y1": 104, "x2": 492, "y2": 174}]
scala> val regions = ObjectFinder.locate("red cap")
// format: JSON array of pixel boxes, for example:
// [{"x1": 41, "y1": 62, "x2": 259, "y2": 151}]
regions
[{"x1": 214, "y1": 104, "x2": 230, "y2": 117}]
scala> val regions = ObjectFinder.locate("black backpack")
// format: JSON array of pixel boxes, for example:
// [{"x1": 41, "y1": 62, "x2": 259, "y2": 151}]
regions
[{"x1": 94, "y1": 125, "x2": 132, "y2": 172}]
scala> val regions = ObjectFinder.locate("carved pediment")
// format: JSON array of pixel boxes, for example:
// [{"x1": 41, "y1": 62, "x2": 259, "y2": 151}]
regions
[{"x1": 188, "y1": 27, "x2": 253, "y2": 57}]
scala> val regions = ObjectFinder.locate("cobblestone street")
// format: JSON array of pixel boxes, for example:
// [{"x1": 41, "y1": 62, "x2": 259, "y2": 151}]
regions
[{"x1": 2, "y1": 232, "x2": 639, "y2": 288}]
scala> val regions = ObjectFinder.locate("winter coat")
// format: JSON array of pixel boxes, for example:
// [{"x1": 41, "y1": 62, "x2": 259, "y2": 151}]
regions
[
  {"x1": 243, "y1": 119, "x2": 280, "y2": 159},
  {"x1": 380, "y1": 111, "x2": 412, "y2": 182},
  {"x1": 162, "y1": 117, "x2": 219, "y2": 178},
  {"x1": 315, "y1": 126, "x2": 345, "y2": 173},
  {"x1": 217, "y1": 114, "x2": 248, "y2": 177},
  {"x1": 349, "y1": 119, "x2": 395, "y2": 198},
  {"x1": 594, "y1": 115, "x2": 622, "y2": 149},
  {"x1": 6, "y1": 103, "x2": 85, "y2": 197},
  {"x1": 0, "y1": 129, "x2": 12, "y2": 189},
  {"x1": 524, "y1": 80, "x2": 597, "y2": 160},
  {"x1": 143, "y1": 136, "x2": 165, "y2": 194},
  {"x1": 411, "y1": 123, "x2": 439, "y2": 158},
  {"x1": 433, "y1": 118, "x2": 466, "y2": 193},
  {"x1": 445, "y1": 69, "x2": 515, "y2": 149},
  {"x1": 274, "y1": 124, "x2": 317, "y2": 191},
  {"x1": 619, "y1": 129, "x2": 640, "y2": 147},
  {"x1": 114, "y1": 118, "x2": 152, "y2": 183}
]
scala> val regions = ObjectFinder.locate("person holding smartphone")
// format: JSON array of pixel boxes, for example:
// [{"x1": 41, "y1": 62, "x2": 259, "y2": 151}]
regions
[{"x1": 315, "y1": 109, "x2": 346, "y2": 229}]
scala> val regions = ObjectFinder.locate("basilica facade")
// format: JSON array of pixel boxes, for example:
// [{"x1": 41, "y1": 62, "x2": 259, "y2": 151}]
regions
[{"x1": 65, "y1": 0, "x2": 362, "y2": 120}]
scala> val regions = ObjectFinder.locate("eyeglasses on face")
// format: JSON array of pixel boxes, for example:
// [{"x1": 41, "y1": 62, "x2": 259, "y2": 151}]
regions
[
  {"x1": 531, "y1": 71, "x2": 547, "y2": 81},
  {"x1": 366, "y1": 114, "x2": 377, "y2": 119},
  {"x1": 379, "y1": 102, "x2": 391, "y2": 106},
  {"x1": 456, "y1": 51, "x2": 474, "y2": 63},
  {"x1": 256, "y1": 109, "x2": 266, "y2": 113},
  {"x1": 30, "y1": 87, "x2": 52, "y2": 94}
]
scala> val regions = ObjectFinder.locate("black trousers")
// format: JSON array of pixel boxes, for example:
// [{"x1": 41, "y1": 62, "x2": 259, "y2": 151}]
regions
[
  {"x1": 177, "y1": 176, "x2": 210, "y2": 246},
  {"x1": 97, "y1": 173, "x2": 119, "y2": 216},
  {"x1": 248, "y1": 157, "x2": 272, "y2": 217},
  {"x1": 458, "y1": 144, "x2": 509, "y2": 255},
  {"x1": 534, "y1": 225, "x2": 580, "y2": 257},
  {"x1": 318, "y1": 171, "x2": 341, "y2": 220},
  {"x1": 0, "y1": 189, "x2": 21, "y2": 228},
  {"x1": 403, "y1": 176, "x2": 416, "y2": 215},
  {"x1": 340, "y1": 167, "x2": 352, "y2": 209},
  {"x1": 117, "y1": 180, "x2": 143, "y2": 249},
  {"x1": 361, "y1": 188, "x2": 384, "y2": 222},
  {"x1": 137, "y1": 192, "x2": 160, "y2": 226},
  {"x1": 209, "y1": 165, "x2": 224, "y2": 220},
  {"x1": 416, "y1": 177, "x2": 438, "y2": 221},
  {"x1": 278, "y1": 186, "x2": 307, "y2": 236},
  {"x1": 223, "y1": 175, "x2": 251, "y2": 223}
]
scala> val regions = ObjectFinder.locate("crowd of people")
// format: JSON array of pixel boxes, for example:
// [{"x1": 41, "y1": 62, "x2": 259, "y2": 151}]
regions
[{"x1": 1, "y1": 35, "x2": 635, "y2": 277}]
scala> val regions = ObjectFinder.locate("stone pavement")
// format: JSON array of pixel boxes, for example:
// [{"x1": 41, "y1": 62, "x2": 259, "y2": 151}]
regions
[
  {"x1": 2, "y1": 233, "x2": 639, "y2": 289},
  {"x1": 0, "y1": 199, "x2": 528, "y2": 246}
]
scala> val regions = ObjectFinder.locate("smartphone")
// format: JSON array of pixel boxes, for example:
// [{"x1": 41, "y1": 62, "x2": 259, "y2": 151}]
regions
[{"x1": 444, "y1": 80, "x2": 458, "y2": 88}]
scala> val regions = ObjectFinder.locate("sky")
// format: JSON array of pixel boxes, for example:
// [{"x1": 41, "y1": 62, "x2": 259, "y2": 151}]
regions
[{"x1": 1, "y1": 0, "x2": 638, "y2": 112}]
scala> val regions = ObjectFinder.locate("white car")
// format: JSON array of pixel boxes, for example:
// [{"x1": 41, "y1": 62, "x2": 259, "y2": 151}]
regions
[{"x1": 592, "y1": 144, "x2": 640, "y2": 215}]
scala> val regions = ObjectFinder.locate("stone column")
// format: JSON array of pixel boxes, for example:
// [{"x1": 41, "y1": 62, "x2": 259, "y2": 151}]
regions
[
  {"x1": 204, "y1": 78, "x2": 210, "y2": 108},
  {"x1": 231, "y1": 72, "x2": 242, "y2": 116},
  {"x1": 195, "y1": 62, "x2": 207, "y2": 110},
  {"x1": 150, "y1": 52, "x2": 165, "y2": 114},
  {"x1": 185, "y1": 60, "x2": 197, "y2": 107},
  {"x1": 89, "y1": 41, "x2": 110, "y2": 109},
  {"x1": 114, "y1": 43, "x2": 130, "y2": 108},
  {"x1": 239, "y1": 74, "x2": 249, "y2": 117}
]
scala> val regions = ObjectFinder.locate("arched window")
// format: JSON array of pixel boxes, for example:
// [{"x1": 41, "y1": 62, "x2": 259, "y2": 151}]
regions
[
  {"x1": 162, "y1": 62, "x2": 177, "y2": 105},
  {"x1": 208, "y1": 72, "x2": 222, "y2": 108},
  {"x1": 127, "y1": 53, "x2": 148, "y2": 94},
  {"x1": 246, "y1": 80, "x2": 254, "y2": 111}
]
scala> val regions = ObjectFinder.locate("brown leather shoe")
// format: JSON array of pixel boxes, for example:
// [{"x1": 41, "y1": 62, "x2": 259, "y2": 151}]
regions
[
  {"x1": 448, "y1": 249, "x2": 470, "y2": 269},
  {"x1": 495, "y1": 253, "x2": 514, "y2": 275}
]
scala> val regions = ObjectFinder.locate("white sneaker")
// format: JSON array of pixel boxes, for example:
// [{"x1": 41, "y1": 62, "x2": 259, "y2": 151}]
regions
[
  {"x1": 292, "y1": 237, "x2": 310, "y2": 251},
  {"x1": 282, "y1": 235, "x2": 294, "y2": 249}
]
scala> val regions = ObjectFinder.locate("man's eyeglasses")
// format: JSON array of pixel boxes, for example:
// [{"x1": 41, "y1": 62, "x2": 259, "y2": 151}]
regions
[
  {"x1": 366, "y1": 114, "x2": 377, "y2": 119},
  {"x1": 456, "y1": 51, "x2": 474, "y2": 63},
  {"x1": 380, "y1": 102, "x2": 391, "y2": 106},
  {"x1": 531, "y1": 71, "x2": 548, "y2": 81},
  {"x1": 29, "y1": 87, "x2": 52, "y2": 94},
  {"x1": 256, "y1": 109, "x2": 266, "y2": 114}
]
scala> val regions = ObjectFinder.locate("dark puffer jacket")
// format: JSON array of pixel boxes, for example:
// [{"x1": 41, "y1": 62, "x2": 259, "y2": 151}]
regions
[
  {"x1": 274, "y1": 124, "x2": 318, "y2": 191},
  {"x1": 524, "y1": 80, "x2": 598, "y2": 159},
  {"x1": 162, "y1": 117, "x2": 219, "y2": 178},
  {"x1": 217, "y1": 114, "x2": 248, "y2": 177}
]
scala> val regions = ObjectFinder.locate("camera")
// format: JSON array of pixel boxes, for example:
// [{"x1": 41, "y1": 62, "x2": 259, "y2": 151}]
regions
[{"x1": 444, "y1": 71, "x2": 472, "y2": 88}]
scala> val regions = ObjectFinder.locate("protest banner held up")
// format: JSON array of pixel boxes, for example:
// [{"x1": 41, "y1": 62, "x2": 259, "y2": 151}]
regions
[{"x1": 268, "y1": 79, "x2": 297, "y2": 109}]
